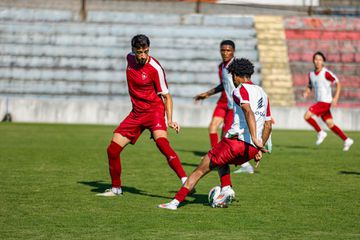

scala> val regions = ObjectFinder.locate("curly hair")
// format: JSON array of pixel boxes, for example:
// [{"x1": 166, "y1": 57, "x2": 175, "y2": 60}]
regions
[{"x1": 227, "y1": 58, "x2": 254, "y2": 78}]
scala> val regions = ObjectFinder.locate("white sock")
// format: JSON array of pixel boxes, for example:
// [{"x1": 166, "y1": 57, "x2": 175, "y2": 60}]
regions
[
  {"x1": 181, "y1": 177, "x2": 188, "y2": 185},
  {"x1": 241, "y1": 162, "x2": 251, "y2": 167},
  {"x1": 112, "y1": 187, "x2": 122, "y2": 194},
  {"x1": 221, "y1": 185, "x2": 231, "y2": 192},
  {"x1": 170, "y1": 199, "x2": 180, "y2": 206}
]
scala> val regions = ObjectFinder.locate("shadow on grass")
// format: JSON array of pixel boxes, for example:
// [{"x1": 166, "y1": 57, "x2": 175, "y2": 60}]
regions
[
  {"x1": 176, "y1": 149, "x2": 208, "y2": 157},
  {"x1": 78, "y1": 180, "x2": 173, "y2": 200},
  {"x1": 276, "y1": 145, "x2": 316, "y2": 150},
  {"x1": 167, "y1": 189, "x2": 209, "y2": 206},
  {"x1": 338, "y1": 171, "x2": 360, "y2": 176}
]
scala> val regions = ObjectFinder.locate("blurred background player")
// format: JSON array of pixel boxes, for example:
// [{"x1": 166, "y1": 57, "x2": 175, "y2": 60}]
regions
[
  {"x1": 158, "y1": 58, "x2": 272, "y2": 210},
  {"x1": 194, "y1": 40, "x2": 254, "y2": 175},
  {"x1": 97, "y1": 34, "x2": 188, "y2": 196},
  {"x1": 303, "y1": 51, "x2": 354, "y2": 151}
]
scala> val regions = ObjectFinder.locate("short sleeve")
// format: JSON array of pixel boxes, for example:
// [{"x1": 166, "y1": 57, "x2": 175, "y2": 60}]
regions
[
  {"x1": 325, "y1": 71, "x2": 339, "y2": 83},
  {"x1": 233, "y1": 85, "x2": 250, "y2": 106},
  {"x1": 149, "y1": 58, "x2": 169, "y2": 95},
  {"x1": 265, "y1": 98, "x2": 271, "y2": 121}
]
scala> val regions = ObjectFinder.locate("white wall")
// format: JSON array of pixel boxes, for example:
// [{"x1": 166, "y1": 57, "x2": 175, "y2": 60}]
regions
[
  {"x1": 218, "y1": 0, "x2": 319, "y2": 6},
  {"x1": 1, "y1": 97, "x2": 359, "y2": 131}
]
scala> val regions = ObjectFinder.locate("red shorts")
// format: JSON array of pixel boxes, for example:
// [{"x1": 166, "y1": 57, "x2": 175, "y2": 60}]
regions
[
  {"x1": 309, "y1": 102, "x2": 332, "y2": 121},
  {"x1": 114, "y1": 111, "x2": 167, "y2": 144},
  {"x1": 222, "y1": 109, "x2": 234, "y2": 134},
  {"x1": 212, "y1": 101, "x2": 228, "y2": 118},
  {"x1": 207, "y1": 137, "x2": 259, "y2": 168}
]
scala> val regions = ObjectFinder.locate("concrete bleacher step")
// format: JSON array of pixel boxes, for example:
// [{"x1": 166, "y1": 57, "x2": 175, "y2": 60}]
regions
[
  {"x1": 0, "y1": 7, "x2": 261, "y2": 102},
  {"x1": 0, "y1": 43, "x2": 259, "y2": 61},
  {"x1": 0, "y1": 21, "x2": 256, "y2": 39}
]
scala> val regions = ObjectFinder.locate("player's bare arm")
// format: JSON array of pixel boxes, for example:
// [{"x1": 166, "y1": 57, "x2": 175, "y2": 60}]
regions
[
  {"x1": 194, "y1": 83, "x2": 224, "y2": 101},
  {"x1": 332, "y1": 81, "x2": 341, "y2": 107},
  {"x1": 261, "y1": 120, "x2": 272, "y2": 147},
  {"x1": 162, "y1": 93, "x2": 180, "y2": 133}
]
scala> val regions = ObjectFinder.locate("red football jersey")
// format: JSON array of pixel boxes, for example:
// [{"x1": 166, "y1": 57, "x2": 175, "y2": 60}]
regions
[{"x1": 126, "y1": 53, "x2": 169, "y2": 113}]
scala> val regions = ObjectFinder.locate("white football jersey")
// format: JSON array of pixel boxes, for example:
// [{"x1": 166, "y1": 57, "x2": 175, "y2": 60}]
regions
[
  {"x1": 221, "y1": 58, "x2": 236, "y2": 109},
  {"x1": 308, "y1": 67, "x2": 339, "y2": 103},
  {"x1": 226, "y1": 82, "x2": 271, "y2": 147}
]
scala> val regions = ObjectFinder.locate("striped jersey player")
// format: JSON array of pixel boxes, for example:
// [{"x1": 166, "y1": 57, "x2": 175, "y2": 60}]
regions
[
  {"x1": 303, "y1": 51, "x2": 353, "y2": 151},
  {"x1": 158, "y1": 58, "x2": 272, "y2": 210}
]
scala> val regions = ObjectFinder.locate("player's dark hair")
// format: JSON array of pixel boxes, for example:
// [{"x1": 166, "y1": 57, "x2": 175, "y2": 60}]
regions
[
  {"x1": 227, "y1": 58, "x2": 254, "y2": 78},
  {"x1": 131, "y1": 34, "x2": 150, "y2": 49},
  {"x1": 313, "y1": 51, "x2": 326, "y2": 62},
  {"x1": 220, "y1": 40, "x2": 235, "y2": 50}
]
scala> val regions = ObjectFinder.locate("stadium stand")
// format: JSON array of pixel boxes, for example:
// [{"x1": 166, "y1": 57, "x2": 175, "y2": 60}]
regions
[
  {"x1": 254, "y1": 16, "x2": 295, "y2": 106},
  {"x1": 284, "y1": 16, "x2": 360, "y2": 107},
  {"x1": 0, "y1": 7, "x2": 261, "y2": 102}
]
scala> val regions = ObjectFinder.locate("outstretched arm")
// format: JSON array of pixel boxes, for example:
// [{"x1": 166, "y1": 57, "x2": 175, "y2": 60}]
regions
[
  {"x1": 162, "y1": 93, "x2": 180, "y2": 133},
  {"x1": 194, "y1": 83, "x2": 224, "y2": 101}
]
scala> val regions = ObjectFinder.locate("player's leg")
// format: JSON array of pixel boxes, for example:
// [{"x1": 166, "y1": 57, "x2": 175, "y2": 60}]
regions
[
  {"x1": 304, "y1": 108, "x2": 327, "y2": 145},
  {"x1": 98, "y1": 112, "x2": 141, "y2": 197},
  {"x1": 158, "y1": 154, "x2": 212, "y2": 210},
  {"x1": 209, "y1": 103, "x2": 227, "y2": 148},
  {"x1": 323, "y1": 116, "x2": 354, "y2": 151},
  {"x1": 209, "y1": 116, "x2": 223, "y2": 147},
  {"x1": 97, "y1": 133, "x2": 131, "y2": 196},
  {"x1": 153, "y1": 130, "x2": 187, "y2": 184}
]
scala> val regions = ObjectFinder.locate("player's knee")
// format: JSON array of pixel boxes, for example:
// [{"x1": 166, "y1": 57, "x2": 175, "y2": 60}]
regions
[
  {"x1": 304, "y1": 113, "x2": 310, "y2": 120},
  {"x1": 326, "y1": 120, "x2": 334, "y2": 128},
  {"x1": 107, "y1": 141, "x2": 122, "y2": 158}
]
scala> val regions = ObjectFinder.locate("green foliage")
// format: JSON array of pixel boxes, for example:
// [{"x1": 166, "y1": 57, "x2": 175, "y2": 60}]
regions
[{"x1": 0, "y1": 123, "x2": 359, "y2": 240}]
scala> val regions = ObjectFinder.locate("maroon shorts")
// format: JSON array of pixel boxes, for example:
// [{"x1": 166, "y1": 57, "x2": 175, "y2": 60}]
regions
[
  {"x1": 212, "y1": 101, "x2": 228, "y2": 119},
  {"x1": 309, "y1": 102, "x2": 332, "y2": 121},
  {"x1": 114, "y1": 111, "x2": 167, "y2": 144},
  {"x1": 207, "y1": 137, "x2": 259, "y2": 168}
]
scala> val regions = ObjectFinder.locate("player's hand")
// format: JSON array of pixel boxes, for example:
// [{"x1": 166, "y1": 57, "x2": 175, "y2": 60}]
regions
[
  {"x1": 332, "y1": 98, "x2": 338, "y2": 107},
  {"x1": 168, "y1": 121, "x2": 180, "y2": 134},
  {"x1": 303, "y1": 90, "x2": 309, "y2": 99},
  {"x1": 254, "y1": 151, "x2": 263, "y2": 168},
  {"x1": 252, "y1": 138, "x2": 269, "y2": 153},
  {"x1": 193, "y1": 93, "x2": 208, "y2": 102}
]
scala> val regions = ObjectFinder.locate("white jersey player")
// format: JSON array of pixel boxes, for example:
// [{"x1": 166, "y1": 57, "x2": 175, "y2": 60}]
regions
[{"x1": 303, "y1": 51, "x2": 353, "y2": 151}]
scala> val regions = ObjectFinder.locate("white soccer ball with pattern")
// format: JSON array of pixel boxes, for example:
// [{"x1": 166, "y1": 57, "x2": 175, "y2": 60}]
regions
[{"x1": 208, "y1": 186, "x2": 221, "y2": 205}]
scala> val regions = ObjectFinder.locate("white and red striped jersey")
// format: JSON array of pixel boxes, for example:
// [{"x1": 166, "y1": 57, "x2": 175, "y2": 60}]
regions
[
  {"x1": 308, "y1": 67, "x2": 339, "y2": 103},
  {"x1": 226, "y1": 82, "x2": 271, "y2": 147},
  {"x1": 126, "y1": 53, "x2": 168, "y2": 113}
]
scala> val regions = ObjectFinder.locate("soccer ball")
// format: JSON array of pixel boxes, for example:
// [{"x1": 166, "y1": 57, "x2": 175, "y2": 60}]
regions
[{"x1": 208, "y1": 186, "x2": 221, "y2": 205}]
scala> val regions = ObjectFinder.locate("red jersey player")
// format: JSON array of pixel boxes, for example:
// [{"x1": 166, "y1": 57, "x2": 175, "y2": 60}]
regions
[
  {"x1": 97, "y1": 34, "x2": 188, "y2": 196},
  {"x1": 158, "y1": 58, "x2": 272, "y2": 210},
  {"x1": 303, "y1": 51, "x2": 354, "y2": 151}
]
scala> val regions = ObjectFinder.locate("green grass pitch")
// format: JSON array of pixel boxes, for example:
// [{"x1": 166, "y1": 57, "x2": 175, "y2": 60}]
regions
[{"x1": 0, "y1": 123, "x2": 359, "y2": 240}]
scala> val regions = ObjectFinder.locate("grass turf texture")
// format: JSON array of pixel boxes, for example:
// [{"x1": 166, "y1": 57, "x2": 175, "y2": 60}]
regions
[{"x1": 0, "y1": 123, "x2": 359, "y2": 240}]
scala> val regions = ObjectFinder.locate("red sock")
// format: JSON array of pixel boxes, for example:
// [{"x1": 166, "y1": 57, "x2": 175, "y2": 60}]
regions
[
  {"x1": 306, "y1": 117, "x2": 321, "y2": 132},
  {"x1": 218, "y1": 165, "x2": 232, "y2": 187},
  {"x1": 174, "y1": 186, "x2": 190, "y2": 203},
  {"x1": 155, "y1": 137, "x2": 187, "y2": 179},
  {"x1": 209, "y1": 133, "x2": 218, "y2": 148},
  {"x1": 107, "y1": 141, "x2": 123, "y2": 188},
  {"x1": 330, "y1": 125, "x2": 347, "y2": 141}
]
